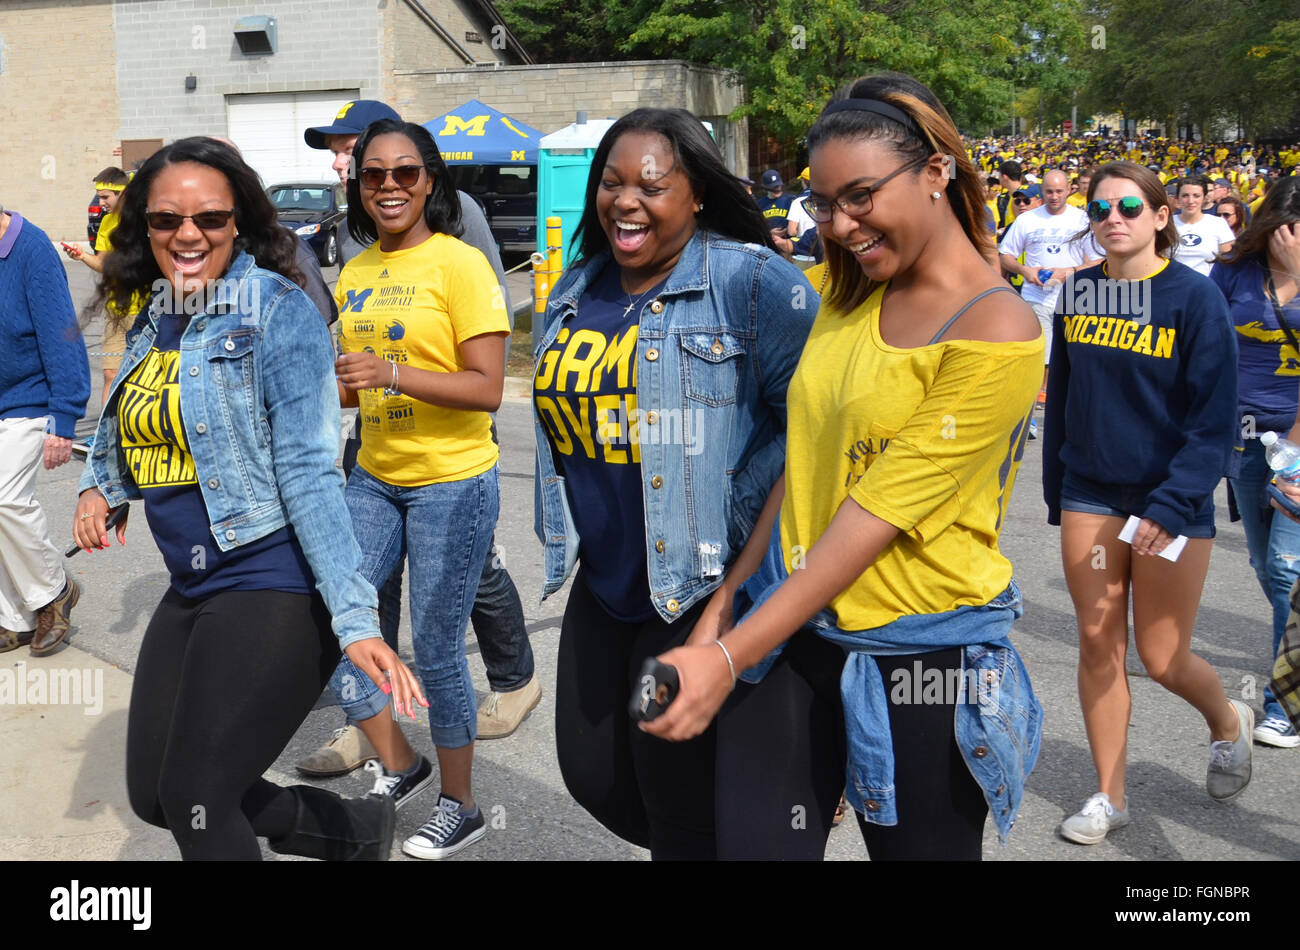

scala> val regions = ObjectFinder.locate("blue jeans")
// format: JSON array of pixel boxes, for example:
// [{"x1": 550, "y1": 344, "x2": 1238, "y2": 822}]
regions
[
  {"x1": 328, "y1": 464, "x2": 499, "y2": 748},
  {"x1": 373, "y1": 537, "x2": 534, "y2": 692},
  {"x1": 1230, "y1": 438, "x2": 1300, "y2": 722}
]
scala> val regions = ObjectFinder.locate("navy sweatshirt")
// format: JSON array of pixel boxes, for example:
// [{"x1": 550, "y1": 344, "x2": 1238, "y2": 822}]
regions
[
  {"x1": 1043, "y1": 259, "x2": 1239, "y2": 537},
  {"x1": 0, "y1": 213, "x2": 90, "y2": 438}
]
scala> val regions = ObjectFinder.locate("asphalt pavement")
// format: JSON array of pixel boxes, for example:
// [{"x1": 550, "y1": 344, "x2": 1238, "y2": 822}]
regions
[{"x1": 1, "y1": 256, "x2": 1296, "y2": 863}]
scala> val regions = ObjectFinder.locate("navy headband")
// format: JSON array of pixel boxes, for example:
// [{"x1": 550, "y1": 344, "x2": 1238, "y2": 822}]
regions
[{"x1": 821, "y1": 98, "x2": 924, "y2": 139}]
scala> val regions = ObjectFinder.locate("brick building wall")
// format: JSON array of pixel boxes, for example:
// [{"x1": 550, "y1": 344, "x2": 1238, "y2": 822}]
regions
[{"x1": 0, "y1": 0, "x2": 122, "y2": 240}]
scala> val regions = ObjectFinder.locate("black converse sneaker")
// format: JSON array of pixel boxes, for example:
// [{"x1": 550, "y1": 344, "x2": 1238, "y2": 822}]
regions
[
  {"x1": 401, "y1": 794, "x2": 486, "y2": 860},
  {"x1": 363, "y1": 755, "x2": 434, "y2": 810}
]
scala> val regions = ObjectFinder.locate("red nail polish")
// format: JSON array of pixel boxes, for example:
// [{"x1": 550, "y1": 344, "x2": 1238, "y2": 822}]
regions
[{"x1": 380, "y1": 682, "x2": 391, "y2": 694}]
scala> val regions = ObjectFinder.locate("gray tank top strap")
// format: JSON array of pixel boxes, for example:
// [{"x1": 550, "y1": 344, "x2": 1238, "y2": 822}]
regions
[{"x1": 926, "y1": 285, "x2": 1020, "y2": 345}]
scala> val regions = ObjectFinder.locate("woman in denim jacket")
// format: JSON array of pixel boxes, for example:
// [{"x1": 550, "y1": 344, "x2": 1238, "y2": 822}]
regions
[
  {"x1": 642, "y1": 74, "x2": 1045, "y2": 861},
  {"x1": 533, "y1": 108, "x2": 818, "y2": 858},
  {"x1": 74, "y1": 138, "x2": 425, "y2": 860}
]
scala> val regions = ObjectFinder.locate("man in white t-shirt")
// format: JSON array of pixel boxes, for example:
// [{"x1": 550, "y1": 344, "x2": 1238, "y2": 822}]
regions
[
  {"x1": 999, "y1": 169, "x2": 1103, "y2": 376},
  {"x1": 1172, "y1": 176, "x2": 1235, "y2": 275}
]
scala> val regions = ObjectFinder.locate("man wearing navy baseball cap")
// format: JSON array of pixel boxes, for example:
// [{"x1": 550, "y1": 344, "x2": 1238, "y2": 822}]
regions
[
  {"x1": 295, "y1": 99, "x2": 543, "y2": 782},
  {"x1": 754, "y1": 168, "x2": 794, "y2": 255}
]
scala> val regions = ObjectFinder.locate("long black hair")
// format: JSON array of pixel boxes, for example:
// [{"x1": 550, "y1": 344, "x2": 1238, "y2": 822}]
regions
[
  {"x1": 806, "y1": 72, "x2": 991, "y2": 314},
  {"x1": 90, "y1": 136, "x2": 303, "y2": 332},
  {"x1": 345, "y1": 119, "x2": 462, "y2": 247},
  {"x1": 1217, "y1": 176, "x2": 1300, "y2": 268},
  {"x1": 572, "y1": 108, "x2": 774, "y2": 263}
]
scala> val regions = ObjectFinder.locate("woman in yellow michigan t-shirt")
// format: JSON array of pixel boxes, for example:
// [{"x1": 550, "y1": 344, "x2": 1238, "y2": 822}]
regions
[
  {"x1": 331, "y1": 120, "x2": 510, "y2": 860},
  {"x1": 641, "y1": 74, "x2": 1045, "y2": 860}
]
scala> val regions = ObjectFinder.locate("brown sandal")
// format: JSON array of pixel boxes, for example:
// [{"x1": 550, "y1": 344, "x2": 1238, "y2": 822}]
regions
[
  {"x1": 0, "y1": 628, "x2": 35, "y2": 653},
  {"x1": 832, "y1": 793, "x2": 848, "y2": 827}
]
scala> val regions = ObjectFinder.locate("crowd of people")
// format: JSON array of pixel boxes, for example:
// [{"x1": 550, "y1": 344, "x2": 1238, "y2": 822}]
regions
[{"x1": 2, "y1": 75, "x2": 1299, "y2": 861}]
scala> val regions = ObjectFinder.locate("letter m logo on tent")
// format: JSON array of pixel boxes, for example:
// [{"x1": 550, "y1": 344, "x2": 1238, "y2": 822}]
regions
[
  {"x1": 341, "y1": 288, "x2": 373, "y2": 313},
  {"x1": 439, "y1": 114, "x2": 490, "y2": 137}
]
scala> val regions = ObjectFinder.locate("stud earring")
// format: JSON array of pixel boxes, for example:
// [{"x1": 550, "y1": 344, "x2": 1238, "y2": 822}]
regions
[{"x1": 931, "y1": 191, "x2": 942, "y2": 200}]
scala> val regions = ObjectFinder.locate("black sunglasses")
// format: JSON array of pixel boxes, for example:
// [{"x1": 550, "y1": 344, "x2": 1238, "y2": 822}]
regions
[
  {"x1": 146, "y1": 210, "x2": 236, "y2": 231},
  {"x1": 358, "y1": 165, "x2": 424, "y2": 189},
  {"x1": 1087, "y1": 197, "x2": 1145, "y2": 222}
]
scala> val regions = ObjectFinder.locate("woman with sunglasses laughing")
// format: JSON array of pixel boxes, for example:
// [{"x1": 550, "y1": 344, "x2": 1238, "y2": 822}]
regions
[
  {"x1": 331, "y1": 119, "x2": 510, "y2": 860},
  {"x1": 1043, "y1": 161, "x2": 1248, "y2": 845},
  {"x1": 75, "y1": 136, "x2": 425, "y2": 860}
]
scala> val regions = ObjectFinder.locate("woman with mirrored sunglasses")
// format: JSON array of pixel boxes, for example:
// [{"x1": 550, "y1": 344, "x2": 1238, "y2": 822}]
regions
[
  {"x1": 330, "y1": 119, "x2": 510, "y2": 860},
  {"x1": 1210, "y1": 176, "x2": 1300, "y2": 749},
  {"x1": 74, "y1": 136, "x2": 426, "y2": 860},
  {"x1": 1044, "y1": 161, "x2": 1248, "y2": 846}
]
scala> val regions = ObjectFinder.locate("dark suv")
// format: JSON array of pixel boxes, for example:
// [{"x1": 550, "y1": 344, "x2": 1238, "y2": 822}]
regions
[
  {"x1": 448, "y1": 165, "x2": 537, "y2": 254},
  {"x1": 267, "y1": 182, "x2": 348, "y2": 266}
]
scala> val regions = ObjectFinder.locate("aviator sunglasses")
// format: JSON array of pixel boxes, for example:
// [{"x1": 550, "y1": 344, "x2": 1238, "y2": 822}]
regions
[
  {"x1": 146, "y1": 210, "x2": 236, "y2": 231},
  {"x1": 357, "y1": 164, "x2": 424, "y2": 189},
  {"x1": 1087, "y1": 196, "x2": 1145, "y2": 223}
]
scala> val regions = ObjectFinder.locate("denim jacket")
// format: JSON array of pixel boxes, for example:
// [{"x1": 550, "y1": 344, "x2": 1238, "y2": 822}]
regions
[
  {"x1": 79, "y1": 252, "x2": 380, "y2": 648},
  {"x1": 734, "y1": 517, "x2": 1043, "y2": 843},
  {"x1": 533, "y1": 230, "x2": 817, "y2": 622}
]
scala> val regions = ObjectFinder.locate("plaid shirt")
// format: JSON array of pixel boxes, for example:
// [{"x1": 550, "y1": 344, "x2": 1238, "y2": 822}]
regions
[{"x1": 1270, "y1": 578, "x2": 1300, "y2": 730}]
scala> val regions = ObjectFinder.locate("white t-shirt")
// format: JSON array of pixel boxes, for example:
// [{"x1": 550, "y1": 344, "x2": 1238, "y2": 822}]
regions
[
  {"x1": 997, "y1": 204, "x2": 1099, "y2": 307},
  {"x1": 786, "y1": 194, "x2": 816, "y2": 240},
  {"x1": 1172, "y1": 213, "x2": 1235, "y2": 275}
]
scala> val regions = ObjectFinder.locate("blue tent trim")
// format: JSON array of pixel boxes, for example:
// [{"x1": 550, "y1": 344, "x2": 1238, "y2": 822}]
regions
[{"x1": 422, "y1": 99, "x2": 543, "y2": 165}]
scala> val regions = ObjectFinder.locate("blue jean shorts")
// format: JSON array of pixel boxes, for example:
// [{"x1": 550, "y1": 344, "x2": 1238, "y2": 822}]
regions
[{"x1": 1059, "y1": 471, "x2": 1215, "y2": 539}]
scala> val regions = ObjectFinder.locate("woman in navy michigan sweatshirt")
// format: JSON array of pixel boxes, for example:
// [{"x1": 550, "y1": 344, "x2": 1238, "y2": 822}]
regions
[{"x1": 1043, "y1": 161, "x2": 1250, "y2": 846}]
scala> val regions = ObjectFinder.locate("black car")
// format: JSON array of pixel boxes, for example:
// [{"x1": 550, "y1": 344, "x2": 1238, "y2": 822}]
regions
[
  {"x1": 87, "y1": 194, "x2": 107, "y2": 249},
  {"x1": 448, "y1": 165, "x2": 537, "y2": 254},
  {"x1": 267, "y1": 182, "x2": 347, "y2": 266}
]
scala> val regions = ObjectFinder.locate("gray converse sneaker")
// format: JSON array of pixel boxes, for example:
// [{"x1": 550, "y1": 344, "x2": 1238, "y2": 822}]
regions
[
  {"x1": 1059, "y1": 792, "x2": 1130, "y2": 845},
  {"x1": 1207, "y1": 699, "x2": 1254, "y2": 802}
]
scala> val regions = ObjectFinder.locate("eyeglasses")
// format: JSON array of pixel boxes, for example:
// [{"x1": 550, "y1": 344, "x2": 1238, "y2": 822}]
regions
[
  {"x1": 145, "y1": 210, "x2": 236, "y2": 231},
  {"x1": 1087, "y1": 197, "x2": 1146, "y2": 222},
  {"x1": 357, "y1": 165, "x2": 424, "y2": 189},
  {"x1": 803, "y1": 156, "x2": 928, "y2": 224}
]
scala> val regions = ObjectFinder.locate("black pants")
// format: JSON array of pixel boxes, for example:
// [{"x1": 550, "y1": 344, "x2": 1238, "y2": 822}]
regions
[
  {"x1": 718, "y1": 644, "x2": 987, "y2": 860},
  {"x1": 126, "y1": 587, "x2": 341, "y2": 860},
  {"x1": 555, "y1": 571, "x2": 716, "y2": 859}
]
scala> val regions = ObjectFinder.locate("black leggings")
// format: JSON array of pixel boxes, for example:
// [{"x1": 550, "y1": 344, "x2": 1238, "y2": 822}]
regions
[
  {"x1": 126, "y1": 587, "x2": 341, "y2": 860},
  {"x1": 855, "y1": 649, "x2": 989, "y2": 860},
  {"x1": 555, "y1": 571, "x2": 716, "y2": 859}
]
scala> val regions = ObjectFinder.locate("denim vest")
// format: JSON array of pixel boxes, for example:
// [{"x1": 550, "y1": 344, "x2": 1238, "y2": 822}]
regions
[
  {"x1": 532, "y1": 230, "x2": 817, "y2": 622},
  {"x1": 79, "y1": 252, "x2": 380, "y2": 648},
  {"x1": 734, "y1": 517, "x2": 1043, "y2": 843}
]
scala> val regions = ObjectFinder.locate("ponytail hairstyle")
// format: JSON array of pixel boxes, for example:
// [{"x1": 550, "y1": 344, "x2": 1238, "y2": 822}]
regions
[{"x1": 806, "y1": 72, "x2": 993, "y2": 314}]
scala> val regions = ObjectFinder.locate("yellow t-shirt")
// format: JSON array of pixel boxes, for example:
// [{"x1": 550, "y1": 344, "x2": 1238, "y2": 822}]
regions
[
  {"x1": 335, "y1": 233, "x2": 510, "y2": 486},
  {"x1": 780, "y1": 284, "x2": 1043, "y2": 630},
  {"x1": 1066, "y1": 192, "x2": 1086, "y2": 208}
]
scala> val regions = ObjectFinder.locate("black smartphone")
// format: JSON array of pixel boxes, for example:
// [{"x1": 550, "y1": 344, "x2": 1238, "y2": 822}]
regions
[
  {"x1": 66, "y1": 503, "x2": 129, "y2": 557},
  {"x1": 628, "y1": 657, "x2": 680, "y2": 722},
  {"x1": 1267, "y1": 481, "x2": 1300, "y2": 522}
]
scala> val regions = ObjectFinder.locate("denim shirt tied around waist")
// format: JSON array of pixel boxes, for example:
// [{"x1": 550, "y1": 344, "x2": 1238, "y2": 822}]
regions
[
  {"x1": 79, "y1": 252, "x2": 380, "y2": 648},
  {"x1": 532, "y1": 229, "x2": 817, "y2": 623},
  {"x1": 733, "y1": 517, "x2": 1043, "y2": 843}
]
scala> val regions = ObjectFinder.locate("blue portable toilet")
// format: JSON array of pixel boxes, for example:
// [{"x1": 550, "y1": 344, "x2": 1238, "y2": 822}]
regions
[{"x1": 537, "y1": 116, "x2": 617, "y2": 265}]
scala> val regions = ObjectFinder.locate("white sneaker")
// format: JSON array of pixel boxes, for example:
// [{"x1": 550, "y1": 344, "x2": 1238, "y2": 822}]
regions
[
  {"x1": 1253, "y1": 715, "x2": 1300, "y2": 748},
  {"x1": 1059, "y1": 792, "x2": 1130, "y2": 845}
]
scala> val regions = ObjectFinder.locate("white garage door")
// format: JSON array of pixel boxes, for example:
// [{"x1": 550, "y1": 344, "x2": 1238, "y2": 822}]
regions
[{"x1": 227, "y1": 90, "x2": 361, "y2": 188}]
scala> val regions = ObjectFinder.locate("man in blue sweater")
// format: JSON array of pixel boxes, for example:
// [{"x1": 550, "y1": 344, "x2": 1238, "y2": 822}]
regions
[{"x1": 0, "y1": 205, "x2": 90, "y2": 655}]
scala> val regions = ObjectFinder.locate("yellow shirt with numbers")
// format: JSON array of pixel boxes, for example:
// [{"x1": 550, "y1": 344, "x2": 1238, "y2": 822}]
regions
[
  {"x1": 335, "y1": 233, "x2": 509, "y2": 486},
  {"x1": 780, "y1": 284, "x2": 1043, "y2": 630}
]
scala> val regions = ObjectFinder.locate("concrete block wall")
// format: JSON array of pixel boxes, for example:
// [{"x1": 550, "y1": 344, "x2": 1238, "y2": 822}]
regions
[
  {"x1": 0, "y1": 0, "x2": 122, "y2": 240},
  {"x1": 112, "y1": 0, "x2": 383, "y2": 141},
  {"x1": 392, "y1": 0, "x2": 514, "y2": 71},
  {"x1": 393, "y1": 60, "x2": 749, "y2": 174}
]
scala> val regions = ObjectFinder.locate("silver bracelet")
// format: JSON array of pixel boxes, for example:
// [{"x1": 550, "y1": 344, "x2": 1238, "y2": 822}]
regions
[
  {"x1": 714, "y1": 639, "x2": 736, "y2": 691},
  {"x1": 384, "y1": 359, "x2": 400, "y2": 397}
]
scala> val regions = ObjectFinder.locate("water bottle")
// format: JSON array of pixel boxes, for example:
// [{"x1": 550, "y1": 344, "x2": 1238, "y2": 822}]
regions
[
  {"x1": 1038, "y1": 268, "x2": 1054, "y2": 283},
  {"x1": 1260, "y1": 431, "x2": 1300, "y2": 484}
]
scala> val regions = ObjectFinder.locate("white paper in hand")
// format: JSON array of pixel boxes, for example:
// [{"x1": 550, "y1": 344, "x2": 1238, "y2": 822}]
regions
[{"x1": 1118, "y1": 515, "x2": 1187, "y2": 562}]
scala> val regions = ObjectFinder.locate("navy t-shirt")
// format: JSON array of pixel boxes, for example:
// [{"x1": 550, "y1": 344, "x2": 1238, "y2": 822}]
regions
[
  {"x1": 117, "y1": 311, "x2": 316, "y2": 598},
  {"x1": 755, "y1": 193, "x2": 794, "y2": 231},
  {"x1": 534, "y1": 263, "x2": 665, "y2": 622}
]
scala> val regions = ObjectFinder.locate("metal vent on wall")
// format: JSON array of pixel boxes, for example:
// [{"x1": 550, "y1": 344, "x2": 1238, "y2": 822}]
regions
[{"x1": 234, "y1": 16, "x2": 277, "y2": 55}]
